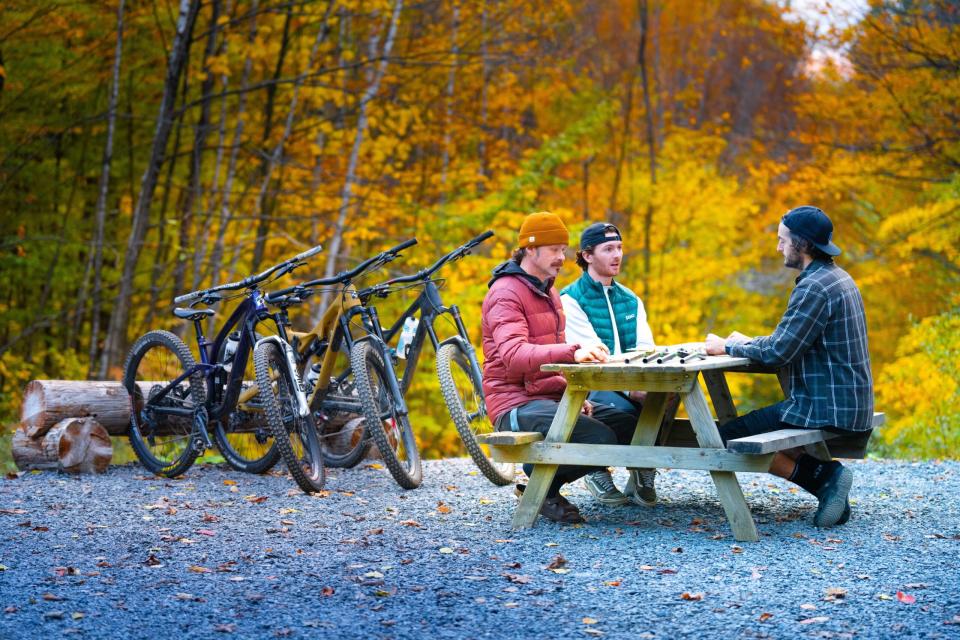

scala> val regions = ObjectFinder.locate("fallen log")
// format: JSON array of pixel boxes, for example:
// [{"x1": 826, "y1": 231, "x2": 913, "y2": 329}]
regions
[
  {"x1": 20, "y1": 379, "x2": 266, "y2": 437},
  {"x1": 12, "y1": 417, "x2": 112, "y2": 473},
  {"x1": 21, "y1": 380, "x2": 133, "y2": 437}
]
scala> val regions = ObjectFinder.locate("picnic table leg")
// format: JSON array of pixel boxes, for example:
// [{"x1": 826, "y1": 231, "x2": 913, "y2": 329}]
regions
[
  {"x1": 512, "y1": 388, "x2": 588, "y2": 529},
  {"x1": 702, "y1": 370, "x2": 738, "y2": 426},
  {"x1": 683, "y1": 380, "x2": 759, "y2": 542}
]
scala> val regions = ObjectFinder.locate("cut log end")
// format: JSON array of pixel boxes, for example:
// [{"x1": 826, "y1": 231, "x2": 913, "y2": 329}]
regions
[{"x1": 12, "y1": 417, "x2": 113, "y2": 474}]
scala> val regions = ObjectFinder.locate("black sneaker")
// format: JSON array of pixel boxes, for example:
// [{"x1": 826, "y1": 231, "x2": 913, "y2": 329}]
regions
[{"x1": 814, "y1": 465, "x2": 853, "y2": 528}]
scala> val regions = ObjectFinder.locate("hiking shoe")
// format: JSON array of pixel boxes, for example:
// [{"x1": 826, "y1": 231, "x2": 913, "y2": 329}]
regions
[
  {"x1": 837, "y1": 500, "x2": 851, "y2": 526},
  {"x1": 515, "y1": 484, "x2": 584, "y2": 523},
  {"x1": 624, "y1": 468, "x2": 658, "y2": 506},
  {"x1": 541, "y1": 494, "x2": 585, "y2": 524},
  {"x1": 814, "y1": 464, "x2": 853, "y2": 528},
  {"x1": 583, "y1": 470, "x2": 629, "y2": 506}
]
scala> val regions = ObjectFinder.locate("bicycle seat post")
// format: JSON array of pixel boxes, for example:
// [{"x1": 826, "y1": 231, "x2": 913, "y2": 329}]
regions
[{"x1": 193, "y1": 318, "x2": 212, "y2": 365}]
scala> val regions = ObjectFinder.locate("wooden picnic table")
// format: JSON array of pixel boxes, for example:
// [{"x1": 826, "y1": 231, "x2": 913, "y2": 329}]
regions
[{"x1": 487, "y1": 354, "x2": 787, "y2": 542}]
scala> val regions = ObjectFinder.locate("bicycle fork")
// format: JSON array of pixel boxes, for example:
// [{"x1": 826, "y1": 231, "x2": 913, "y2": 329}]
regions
[{"x1": 255, "y1": 335, "x2": 312, "y2": 418}]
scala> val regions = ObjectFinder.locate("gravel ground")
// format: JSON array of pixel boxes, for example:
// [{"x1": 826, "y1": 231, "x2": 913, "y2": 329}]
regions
[{"x1": 1, "y1": 457, "x2": 958, "y2": 639}]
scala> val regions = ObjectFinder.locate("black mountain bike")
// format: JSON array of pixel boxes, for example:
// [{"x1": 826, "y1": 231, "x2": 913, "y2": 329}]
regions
[
  {"x1": 262, "y1": 239, "x2": 419, "y2": 479},
  {"x1": 351, "y1": 230, "x2": 514, "y2": 487},
  {"x1": 122, "y1": 246, "x2": 324, "y2": 491}
]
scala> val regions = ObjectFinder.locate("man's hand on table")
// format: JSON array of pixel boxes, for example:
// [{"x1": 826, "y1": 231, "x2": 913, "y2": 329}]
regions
[
  {"x1": 574, "y1": 343, "x2": 609, "y2": 363},
  {"x1": 706, "y1": 331, "x2": 753, "y2": 355},
  {"x1": 581, "y1": 399, "x2": 594, "y2": 416},
  {"x1": 628, "y1": 390, "x2": 648, "y2": 403}
]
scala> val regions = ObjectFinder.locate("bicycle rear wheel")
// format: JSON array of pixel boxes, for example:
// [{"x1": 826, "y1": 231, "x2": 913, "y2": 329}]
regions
[
  {"x1": 436, "y1": 341, "x2": 514, "y2": 485},
  {"x1": 123, "y1": 330, "x2": 204, "y2": 477},
  {"x1": 350, "y1": 339, "x2": 422, "y2": 489},
  {"x1": 212, "y1": 334, "x2": 279, "y2": 473},
  {"x1": 254, "y1": 340, "x2": 325, "y2": 493},
  {"x1": 313, "y1": 367, "x2": 371, "y2": 469}
]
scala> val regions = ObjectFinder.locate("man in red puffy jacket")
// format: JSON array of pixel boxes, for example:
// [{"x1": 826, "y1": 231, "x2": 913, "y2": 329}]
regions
[{"x1": 481, "y1": 211, "x2": 638, "y2": 524}]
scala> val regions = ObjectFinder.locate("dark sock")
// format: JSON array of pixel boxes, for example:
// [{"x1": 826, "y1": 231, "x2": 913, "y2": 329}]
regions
[{"x1": 789, "y1": 455, "x2": 840, "y2": 496}]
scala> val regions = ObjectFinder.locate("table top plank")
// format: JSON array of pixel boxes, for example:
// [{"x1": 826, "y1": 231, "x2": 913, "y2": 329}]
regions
[{"x1": 542, "y1": 354, "x2": 754, "y2": 375}]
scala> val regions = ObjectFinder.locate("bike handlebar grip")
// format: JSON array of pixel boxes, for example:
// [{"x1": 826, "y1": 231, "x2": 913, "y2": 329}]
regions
[
  {"x1": 472, "y1": 230, "x2": 495, "y2": 245},
  {"x1": 173, "y1": 291, "x2": 201, "y2": 304},
  {"x1": 292, "y1": 244, "x2": 323, "y2": 262},
  {"x1": 389, "y1": 237, "x2": 418, "y2": 254}
]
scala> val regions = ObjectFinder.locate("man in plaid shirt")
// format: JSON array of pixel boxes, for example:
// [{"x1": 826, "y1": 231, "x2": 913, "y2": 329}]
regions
[{"x1": 705, "y1": 206, "x2": 873, "y2": 528}]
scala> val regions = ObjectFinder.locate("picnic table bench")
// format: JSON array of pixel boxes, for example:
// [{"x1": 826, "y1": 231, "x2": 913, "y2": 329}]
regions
[{"x1": 477, "y1": 354, "x2": 883, "y2": 541}]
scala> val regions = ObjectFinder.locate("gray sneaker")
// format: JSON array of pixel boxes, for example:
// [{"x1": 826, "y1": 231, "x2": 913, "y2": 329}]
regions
[
  {"x1": 625, "y1": 468, "x2": 657, "y2": 506},
  {"x1": 583, "y1": 470, "x2": 629, "y2": 506}
]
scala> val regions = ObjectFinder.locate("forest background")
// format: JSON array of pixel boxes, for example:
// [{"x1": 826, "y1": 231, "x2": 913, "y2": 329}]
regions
[{"x1": 1, "y1": 0, "x2": 957, "y2": 470}]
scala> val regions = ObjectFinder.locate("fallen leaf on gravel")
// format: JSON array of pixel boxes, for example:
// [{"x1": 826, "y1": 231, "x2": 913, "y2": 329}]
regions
[
  {"x1": 896, "y1": 591, "x2": 916, "y2": 604},
  {"x1": 800, "y1": 603, "x2": 817, "y2": 610},
  {"x1": 825, "y1": 587, "x2": 847, "y2": 600},
  {"x1": 584, "y1": 630, "x2": 603, "y2": 637},
  {"x1": 759, "y1": 613, "x2": 773, "y2": 622},
  {"x1": 196, "y1": 529, "x2": 216, "y2": 536},
  {"x1": 438, "y1": 547, "x2": 454, "y2": 554},
  {"x1": 639, "y1": 565, "x2": 655, "y2": 571},
  {"x1": 876, "y1": 593, "x2": 893, "y2": 601},
  {"x1": 582, "y1": 617, "x2": 599, "y2": 624},
  {"x1": 436, "y1": 501, "x2": 452, "y2": 514},
  {"x1": 364, "y1": 571, "x2": 385, "y2": 579},
  {"x1": 365, "y1": 463, "x2": 384, "y2": 470},
  {"x1": 42, "y1": 593, "x2": 64, "y2": 601},
  {"x1": 799, "y1": 616, "x2": 830, "y2": 625},
  {"x1": 43, "y1": 611, "x2": 64, "y2": 620},
  {"x1": 502, "y1": 573, "x2": 531, "y2": 584},
  {"x1": 144, "y1": 554, "x2": 162, "y2": 567},
  {"x1": 0, "y1": 509, "x2": 27, "y2": 515},
  {"x1": 731, "y1": 546, "x2": 744, "y2": 554},
  {"x1": 321, "y1": 587, "x2": 334, "y2": 596},
  {"x1": 544, "y1": 555, "x2": 567, "y2": 570},
  {"x1": 202, "y1": 514, "x2": 220, "y2": 523},
  {"x1": 310, "y1": 490, "x2": 331, "y2": 498},
  {"x1": 503, "y1": 602, "x2": 518, "y2": 608},
  {"x1": 5, "y1": 606, "x2": 18, "y2": 613},
  {"x1": 658, "y1": 569, "x2": 677, "y2": 575},
  {"x1": 279, "y1": 508, "x2": 299, "y2": 515},
  {"x1": 188, "y1": 565, "x2": 212, "y2": 574},
  {"x1": 944, "y1": 615, "x2": 960, "y2": 625},
  {"x1": 399, "y1": 520, "x2": 422, "y2": 527},
  {"x1": 494, "y1": 539, "x2": 514, "y2": 543},
  {"x1": 33, "y1": 526, "x2": 49, "y2": 532},
  {"x1": 280, "y1": 520, "x2": 294, "y2": 526},
  {"x1": 54, "y1": 567, "x2": 79, "y2": 577},
  {"x1": 904, "y1": 583, "x2": 928, "y2": 589},
  {"x1": 217, "y1": 562, "x2": 237, "y2": 572},
  {"x1": 174, "y1": 593, "x2": 195, "y2": 601},
  {"x1": 604, "y1": 580, "x2": 621, "y2": 587},
  {"x1": 672, "y1": 547, "x2": 683, "y2": 553},
  {"x1": 680, "y1": 592, "x2": 703, "y2": 601},
  {"x1": 244, "y1": 495, "x2": 268, "y2": 503},
  {"x1": 751, "y1": 568, "x2": 763, "y2": 580},
  {"x1": 479, "y1": 498, "x2": 493, "y2": 505},
  {"x1": 214, "y1": 624, "x2": 237, "y2": 633},
  {"x1": 883, "y1": 533, "x2": 901, "y2": 542},
  {"x1": 366, "y1": 528, "x2": 384, "y2": 535},
  {"x1": 222, "y1": 480, "x2": 237, "y2": 486}
]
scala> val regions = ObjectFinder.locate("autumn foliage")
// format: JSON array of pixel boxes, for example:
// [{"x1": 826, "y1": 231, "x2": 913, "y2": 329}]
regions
[{"x1": 0, "y1": 0, "x2": 957, "y2": 461}]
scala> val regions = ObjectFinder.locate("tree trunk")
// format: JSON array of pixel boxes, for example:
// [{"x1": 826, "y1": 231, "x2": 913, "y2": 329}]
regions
[
  {"x1": 439, "y1": 1, "x2": 460, "y2": 202},
  {"x1": 12, "y1": 418, "x2": 112, "y2": 474},
  {"x1": 637, "y1": 0, "x2": 658, "y2": 300},
  {"x1": 100, "y1": 0, "x2": 201, "y2": 377},
  {"x1": 319, "y1": 0, "x2": 404, "y2": 311},
  {"x1": 87, "y1": 0, "x2": 126, "y2": 377}
]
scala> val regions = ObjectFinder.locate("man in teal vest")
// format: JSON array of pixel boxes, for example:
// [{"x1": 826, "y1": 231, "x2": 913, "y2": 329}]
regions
[{"x1": 560, "y1": 222, "x2": 659, "y2": 507}]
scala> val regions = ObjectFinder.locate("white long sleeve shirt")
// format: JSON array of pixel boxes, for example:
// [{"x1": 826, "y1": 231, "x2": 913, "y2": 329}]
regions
[{"x1": 560, "y1": 285, "x2": 656, "y2": 355}]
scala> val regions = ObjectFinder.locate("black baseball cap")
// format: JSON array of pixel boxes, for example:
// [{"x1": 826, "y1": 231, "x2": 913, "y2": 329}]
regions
[
  {"x1": 580, "y1": 222, "x2": 622, "y2": 250},
  {"x1": 782, "y1": 206, "x2": 841, "y2": 256}
]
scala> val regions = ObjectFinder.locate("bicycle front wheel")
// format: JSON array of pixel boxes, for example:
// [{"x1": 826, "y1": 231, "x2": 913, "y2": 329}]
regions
[
  {"x1": 212, "y1": 334, "x2": 279, "y2": 474},
  {"x1": 436, "y1": 341, "x2": 514, "y2": 486},
  {"x1": 123, "y1": 330, "x2": 204, "y2": 477},
  {"x1": 253, "y1": 340, "x2": 325, "y2": 493},
  {"x1": 350, "y1": 339, "x2": 422, "y2": 489}
]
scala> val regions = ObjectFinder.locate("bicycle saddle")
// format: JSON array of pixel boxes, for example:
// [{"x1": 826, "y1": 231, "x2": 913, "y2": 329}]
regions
[{"x1": 173, "y1": 307, "x2": 215, "y2": 321}]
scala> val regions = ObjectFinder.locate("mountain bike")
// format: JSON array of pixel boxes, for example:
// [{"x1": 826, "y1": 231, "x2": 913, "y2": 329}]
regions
[
  {"x1": 122, "y1": 246, "x2": 324, "y2": 491},
  {"x1": 351, "y1": 230, "x2": 513, "y2": 486},
  {"x1": 260, "y1": 239, "x2": 419, "y2": 473}
]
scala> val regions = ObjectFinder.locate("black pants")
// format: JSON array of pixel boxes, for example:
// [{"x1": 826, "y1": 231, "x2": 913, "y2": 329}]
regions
[
  {"x1": 718, "y1": 400, "x2": 860, "y2": 445},
  {"x1": 496, "y1": 399, "x2": 637, "y2": 489}
]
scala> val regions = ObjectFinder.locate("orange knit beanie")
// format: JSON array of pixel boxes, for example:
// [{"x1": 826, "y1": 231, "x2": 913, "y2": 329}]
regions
[{"x1": 517, "y1": 211, "x2": 569, "y2": 248}]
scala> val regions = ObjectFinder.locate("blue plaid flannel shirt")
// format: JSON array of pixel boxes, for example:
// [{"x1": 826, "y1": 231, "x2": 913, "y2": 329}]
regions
[{"x1": 727, "y1": 260, "x2": 874, "y2": 432}]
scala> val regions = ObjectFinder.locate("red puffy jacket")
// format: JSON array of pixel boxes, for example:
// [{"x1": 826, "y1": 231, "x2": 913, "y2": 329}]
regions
[{"x1": 481, "y1": 261, "x2": 580, "y2": 425}]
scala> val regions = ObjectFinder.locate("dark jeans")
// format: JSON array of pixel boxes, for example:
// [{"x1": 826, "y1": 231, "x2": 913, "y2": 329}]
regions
[
  {"x1": 496, "y1": 399, "x2": 637, "y2": 488},
  {"x1": 587, "y1": 391, "x2": 642, "y2": 420},
  {"x1": 718, "y1": 400, "x2": 859, "y2": 445}
]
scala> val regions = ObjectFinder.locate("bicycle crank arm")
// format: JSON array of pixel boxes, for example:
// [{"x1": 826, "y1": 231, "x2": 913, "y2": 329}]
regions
[{"x1": 192, "y1": 406, "x2": 214, "y2": 453}]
